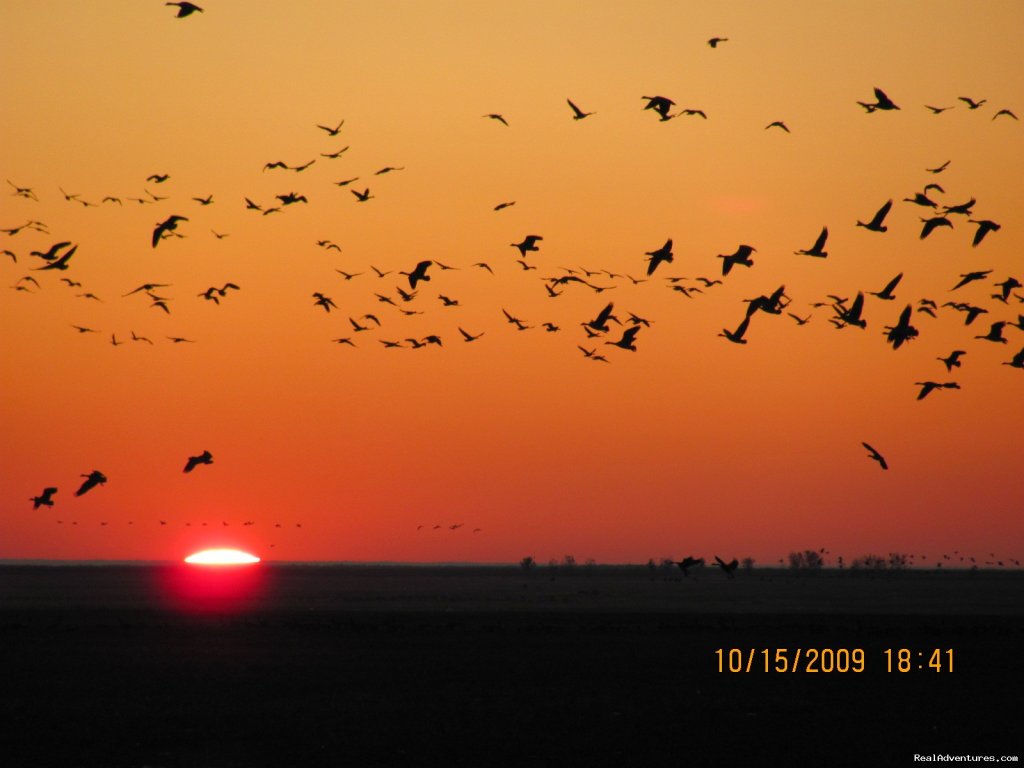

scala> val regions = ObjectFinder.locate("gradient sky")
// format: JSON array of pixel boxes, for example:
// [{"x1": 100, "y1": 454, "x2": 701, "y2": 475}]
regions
[{"x1": 2, "y1": 1, "x2": 1022, "y2": 565}]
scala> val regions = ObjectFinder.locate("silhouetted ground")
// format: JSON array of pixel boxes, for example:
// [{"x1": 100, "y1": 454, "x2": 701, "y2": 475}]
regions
[{"x1": 0, "y1": 565, "x2": 1020, "y2": 766}]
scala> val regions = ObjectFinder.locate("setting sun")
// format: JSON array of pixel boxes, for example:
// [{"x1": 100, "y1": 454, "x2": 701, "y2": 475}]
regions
[{"x1": 184, "y1": 548, "x2": 260, "y2": 565}]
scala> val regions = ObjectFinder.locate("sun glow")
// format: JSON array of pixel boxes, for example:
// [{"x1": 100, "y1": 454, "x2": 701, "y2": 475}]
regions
[{"x1": 184, "y1": 548, "x2": 260, "y2": 565}]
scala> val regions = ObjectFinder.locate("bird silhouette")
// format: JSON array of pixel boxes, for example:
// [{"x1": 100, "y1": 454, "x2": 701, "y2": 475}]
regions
[
  {"x1": 869, "y1": 273, "x2": 903, "y2": 300},
  {"x1": 674, "y1": 556, "x2": 704, "y2": 576},
  {"x1": 857, "y1": 200, "x2": 892, "y2": 232},
  {"x1": 919, "y1": 216, "x2": 953, "y2": 239},
  {"x1": 924, "y1": 105, "x2": 953, "y2": 115},
  {"x1": 883, "y1": 305, "x2": 918, "y2": 349},
  {"x1": 1003, "y1": 348, "x2": 1024, "y2": 369},
  {"x1": 958, "y1": 96, "x2": 986, "y2": 110},
  {"x1": 483, "y1": 113, "x2": 509, "y2": 126},
  {"x1": 458, "y1": 327, "x2": 484, "y2": 342},
  {"x1": 645, "y1": 239, "x2": 674, "y2": 275},
  {"x1": 915, "y1": 381, "x2": 960, "y2": 400},
  {"x1": 641, "y1": 95, "x2": 675, "y2": 121},
  {"x1": 764, "y1": 120, "x2": 790, "y2": 132},
  {"x1": 584, "y1": 302, "x2": 616, "y2": 332},
  {"x1": 31, "y1": 487, "x2": 58, "y2": 509},
  {"x1": 834, "y1": 292, "x2": 867, "y2": 329},
  {"x1": 567, "y1": 99, "x2": 594, "y2": 120},
  {"x1": 605, "y1": 326, "x2": 640, "y2": 351},
  {"x1": 950, "y1": 270, "x2": 992, "y2": 291},
  {"x1": 926, "y1": 160, "x2": 951, "y2": 173},
  {"x1": 511, "y1": 235, "x2": 543, "y2": 257},
  {"x1": 75, "y1": 470, "x2": 107, "y2": 496},
  {"x1": 401, "y1": 260, "x2": 432, "y2": 289},
  {"x1": 316, "y1": 119, "x2": 345, "y2": 136},
  {"x1": 862, "y1": 443, "x2": 888, "y2": 470},
  {"x1": 858, "y1": 87, "x2": 899, "y2": 112},
  {"x1": 992, "y1": 109, "x2": 1018, "y2": 121},
  {"x1": 795, "y1": 227, "x2": 828, "y2": 257},
  {"x1": 707, "y1": 37, "x2": 729, "y2": 48},
  {"x1": 352, "y1": 188, "x2": 373, "y2": 202},
  {"x1": 975, "y1": 321, "x2": 1007, "y2": 344},
  {"x1": 968, "y1": 219, "x2": 1000, "y2": 247},
  {"x1": 184, "y1": 450, "x2": 213, "y2": 473},
  {"x1": 942, "y1": 198, "x2": 975, "y2": 216},
  {"x1": 166, "y1": 2, "x2": 202, "y2": 18},
  {"x1": 718, "y1": 245, "x2": 755, "y2": 276},
  {"x1": 719, "y1": 315, "x2": 751, "y2": 344},
  {"x1": 493, "y1": 201, "x2": 516, "y2": 211},
  {"x1": 937, "y1": 350, "x2": 966, "y2": 372},
  {"x1": 714, "y1": 556, "x2": 739, "y2": 578},
  {"x1": 32, "y1": 244, "x2": 76, "y2": 271},
  {"x1": 152, "y1": 215, "x2": 188, "y2": 247}
]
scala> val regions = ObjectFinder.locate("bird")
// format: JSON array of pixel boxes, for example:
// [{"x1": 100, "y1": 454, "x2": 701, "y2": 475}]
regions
[
  {"x1": 950, "y1": 271, "x2": 992, "y2": 291},
  {"x1": 920, "y1": 216, "x2": 953, "y2": 239},
  {"x1": 857, "y1": 87, "x2": 900, "y2": 112},
  {"x1": 958, "y1": 96, "x2": 986, "y2": 110},
  {"x1": 857, "y1": 200, "x2": 892, "y2": 232},
  {"x1": 915, "y1": 381, "x2": 960, "y2": 400},
  {"x1": 993, "y1": 277, "x2": 1022, "y2": 302},
  {"x1": 903, "y1": 192, "x2": 938, "y2": 208},
  {"x1": 1003, "y1": 348, "x2": 1024, "y2": 369},
  {"x1": 483, "y1": 113, "x2": 509, "y2": 126},
  {"x1": 713, "y1": 556, "x2": 739, "y2": 578},
  {"x1": 641, "y1": 95, "x2": 675, "y2": 121},
  {"x1": 316, "y1": 119, "x2": 345, "y2": 136},
  {"x1": 152, "y1": 215, "x2": 188, "y2": 247},
  {"x1": 679, "y1": 109, "x2": 707, "y2": 119},
  {"x1": 924, "y1": 105, "x2": 953, "y2": 114},
  {"x1": 862, "y1": 443, "x2": 888, "y2": 470},
  {"x1": 834, "y1": 292, "x2": 867, "y2": 329},
  {"x1": 146, "y1": 174, "x2": 170, "y2": 184},
  {"x1": 352, "y1": 188, "x2": 373, "y2": 202},
  {"x1": 30, "y1": 241, "x2": 72, "y2": 261},
  {"x1": 707, "y1": 37, "x2": 729, "y2": 47},
  {"x1": 605, "y1": 326, "x2": 640, "y2": 351},
  {"x1": 320, "y1": 146, "x2": 350, "y2": 159},
  {"x1": 584, "y1": 302, "x2": 616, "y2": 332},
  {"x1": 402, "y1": 260, "x2": 432, "y2": 289},
  {"x1": 166, "y1": 2, "x2": 202, "y2": 17},
  {"x1": 75, "y1": 470, "x2": 107, "y2": 496},
  {"x1": 937, "y1": 350, "x2": 966, "y2": 372},
  {"x1": 375, "y1": 166, "x2": 404, "y2": 175},
  {"x1": 184, "y1": 450, "x2": 213, "y2": 473},
  {"x1": 992, "y1": 109, "x2": 1018, "y2": 120},
  {"x1": 719, "y1": 315, "x2": 751, "y2": 344},
  {"x1": 765, "y1": 120, "x2": 790, "y2": 132},
  {"x1": 645, "y1": 239, "x2": 673, "y2": 275},
  {"x1": 926, "y1": 160, "x2": 951, "y2": 174},
  {"x1": 883, "y1": 305, "x2": 918, "y2": 350},
  {"x1": 717, "y1": 244, "x2": 755, "y2": 276},
  {"x1": 30, "y1": 487, "x2": 58, "y2": 509},
  {"x1": 32, "y1": 244, "x2": 76, "y2": 271},
  {"x1": 975, "y1": 321, "x2": 1007, "y2": 344},
  {"x1": 192, "y1": 195, "x2": 213, "y2": 205},
  {"x1": 794, "y1": 227, "x2": 828, "y2": 258},
  {"x1": 493, "y1": 201, "x2": 516, "y2": 211},
  {"x1": 567, "y1": 99, "x2": 594, "y2": 120},
  {"x1": 868, "y1": 273, "x2": 903, "y2": 301},
  {"x1": 942, "y1": 198, "x2": 976, "y2": 216},
  {"x1": 312, "y1": 292, "x2": 336, "y2": 312},
  {"x1": 968, "y1": 219, "x2": 1000, "y2": 247},
  {"x1": 458, "y1": 327, "x2": 484, "y2": 342},
  {"x1": 511, "y1": 235, "x2": 543, "y2": 257}
]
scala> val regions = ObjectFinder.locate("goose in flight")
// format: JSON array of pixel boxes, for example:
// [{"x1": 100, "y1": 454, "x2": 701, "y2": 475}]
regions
[
  {"x1": 795, "y1": 226, "x2": 828, "y2": 258},
  {"x1": 152, "y1": 215, "x2": 188, "y2": 247},
  {"x1": 645, "y1": 239, "x2": 674, "y2": 275},
  {"x1": 919, "y1": 216, "x2": 953, "y2": 240},
  {"x1": 834, "y1": 292, "x2": 867, "y2": 329},
  {"x1": 975, "y1": 321, "x2": 1007, "y2": 343},
  {"x1": 1003, "y1": 348, "x2": 1024, "y2": 369},
  {"x1": 320, "y1": 146, "x2": 350, "y2": 159},
  {"x1": 924, "y1": 105, "x2": 953, "y2": 114},
  {"x1": 915, "y1": 381, "x2": 960, "y2": 400},
  {"x1": 147, "y1": 174, "x2": 170, "y2": 184},
  {"x1": 184, "y1": 450, "x2": 213, "y2": 473},
  {"x1": 765, "y1": 120, "x2": 790, "y2": 132},
  {"x1": 493, "y1": 201, "x2": 516, "y2": 211},
  {"x1": 707, "y1": 37, "x2": 729, "y2": 48},
  {"x1": 717, "y1": 244, "x2": 755, "y2": 276},
  {"x1": 937, "y1": 350, "x2": 966, "y2": 372},
  {"x1": 316, "y1": 119, "x2": 345, "y2": 136},
  {"x1": 942, "y1": 198, "x2": 975, "y2": 216},
  {"x1": 719, "y1": 315, "x2": 751, "y2": 344},
  {"x1": 958, "y1": 96, "x2": 986, "y2": 110},
  {"x1": 76, "y1": 470, "x2": 107, "y2": 496},
  {"x1": 968, "y1": 219, "x2": 1000, "y2": 247},
  {"x1": 868, "y1": 273, "x2": 902, "y2": 300},
  {"x1": 857, "y1": 87, "x2": 900, "y2": 112},
  {"x1": 166, "y1": 2, "x2": 202, "y2": 17},
  {"x1": 511, "y1": 235, "x2": 543, "y2": 257},
  {"x1": 926, "y1": 160, "x2": 950, "y2": 174},
  {"x1": 30, "y1": 241, "x2": 72, "y2": 261},
  {"x1": 32, "y1": 244, "x2": 76, "y2": 271},
  {"x1": 584, "y1": 302, "x2": 616, "y2": 332},
  {"x1": 993, "y1": 108, "x2": 1018, "y2": 121},
  {"x1": 312, "y1": 292, "x2": 336, "y2": 312},
  {"x1": 641, "y1": 95, "x2": 676, "y2": 121},
  {"x1": 862, "y1": 443, "x2": 888, "y2": 470},
  {"x1": 483, "y1": 113, "x2": 509, "y2": 126},
  {"x1": 674, "y1": 556, "x2": 704, "y2": 576},
  {"x1": 883, "y1": 305, "x2": 918, "y2": 349},
  {"x1": 459, "y1": 327, "x2": 484, "y2": 342},
  {"x1": 714, "y1": 556, "x2": 739, "y2": 578},
  {"x1": 401, "y1": 260, "x2": 432, "y2": 289},
  {"x1": 31, "y1": 487, "x2": 58, "y2": 509},
  {"x1": 567, "y1": 99, "x2": 595, "y2": 120},
  {"x1": 856, "y1": 200, "x2": 892, "y2": 232},
  {"x1": 605, "y1": 326, "x2": 640, "y2": 351},
  {"x1": 352, "y1": 188, "x2": 373, "y2": 202},
  {"x1": 950, "y1": 270, "x2": 992, "y2": 291}
]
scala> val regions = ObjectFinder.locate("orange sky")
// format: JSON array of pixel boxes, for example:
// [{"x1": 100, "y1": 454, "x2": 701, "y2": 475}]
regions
[{"x1": 1, "y1": 1, "x2": 1022, "y2": 565}]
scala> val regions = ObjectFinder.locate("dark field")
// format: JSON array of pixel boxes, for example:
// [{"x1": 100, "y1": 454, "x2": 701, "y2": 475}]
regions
[{"x1": 1, "y1": 565, "x2": 1021, "y2": 766}]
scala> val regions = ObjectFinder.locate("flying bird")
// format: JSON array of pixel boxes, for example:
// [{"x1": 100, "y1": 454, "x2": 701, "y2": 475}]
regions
[
  {"x1": 166, "y1": 2, "x2": 202, "y2": 17},
  {"x1": 184, "y1": 451, "x2": 213, "y2": 473},
  {"x1": 605, "y1": 326, "x2": 640, "y2": 351},
  {"x1": 152, "y1": 215, "x2": 188, "y2": 247},
  {"x1": 316, "y1": 119, "x2": 345, "y2": 136},
  {"x1": 719, "y1": 315, "x2": 751, "y2": 344},
  {"x1": 950, "y1": 270, "x2": 992, "y2": 291},
  {"x1": 717, "y1": 244, "x2": 755, "y2": 276},
  {"x1": 30, "y1": 487, "x2": 58, "y2": 509},
  {"x1": 75, "y1": 470, "x2": 107, "y2": 496},
  {"x1": 567, "y1": 99, "x2": 594, "y2": 120},
  {"x1": 483, "y1": 113, "x2": 509, "y2": 126},
  {"x1": 794, "y1": 227, "x2": 828, "y2": 258},
  {"x1": 511, "y1": 235, "x2": 543, "y2": 257},
  {"x1": 915, "y1": 381, "x2": 960, "y2": 400},
  {"x1": 707, "y1": 37, "x2": 729, "y2": 47},
  {"x1": 862, "y1": 443, "x2": 888, "y2": 470},
  {"x1": 402, "y1": 260, "x2": 432, "y2": 289},
  {"x1": 937, "y1": 350, "x2": 966, "y2": 372},
  {"x1": 968, "y1": 219, "x2": 1000, "y2": 247},
  {"x1": 992, "y1": 109, "x2": 1018, "y2": 120},
  {"x1": 765, "y1": 121, "x2": 790, "y2": 132},
  {"x1": 868, "y1": 273, "x2": 902, "y2": 301},
  {"x1": 857, "y1": 87, "x2": 900, "y2": 112},
  {"x1": 856, "y1": 200, "x2": 892, "y2": 232},
  {"x1": 32, "y1": 244, "x2": 77, "y2": 271},
  {"x1": 919, "y1": 216, "x2": 953, "y2": 240},
  {"x1": 641, "y1": 95, "x2": 676, "y2": 121},
  {"x1": 958, "y1": 96, "x2": 986, "y2": 110},
  {"x1": 674, "y1": 556, "x2": 704, "y2": 576},
  {"x1": 883, "y1": 305, "x2": 919, "y2": 349},
  {"x1": 714, "y1": 556, "x2": 739, "y2": 578},
  {"x1": 645, "y1": 239, "x2": 673, "y2": 275}
]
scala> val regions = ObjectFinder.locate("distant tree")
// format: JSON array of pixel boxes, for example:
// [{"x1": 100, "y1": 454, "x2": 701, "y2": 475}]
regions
[
  {"x1": 520, "y1": 556, "x2": 535, "y2": 571},
  {"x1": 851, "y1": 554, "x2": 888, "y2": 570},
  {"x1": 788, "y1": 551, "x2": 805, "y2": 570},
  {"x1": 647, "y1": 558, "x2": 658, "y2": 579},
  {"x1": 741, "y1": 557, "x2": 755, "y2": 574},
  {"x1": 789, "y1": 550, "x2": 824, "y2": 571},
  {"x1": 562, "y1": 554, "x2": 576, "y2": 568},
  {"x1": 584, "y1": 557, "x2": 597, "y2": 568},
  {"x1": 888, "y1": 552, "x2": 909, "y2": 570}
]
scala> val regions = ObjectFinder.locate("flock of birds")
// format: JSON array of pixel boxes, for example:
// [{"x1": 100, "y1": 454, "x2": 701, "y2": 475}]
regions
[{"x1": 4, "y1": 6, "x2": 1022, "y2": 567}]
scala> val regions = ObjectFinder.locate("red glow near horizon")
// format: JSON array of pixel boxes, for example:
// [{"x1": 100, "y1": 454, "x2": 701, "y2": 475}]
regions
[{"x1": 185, "y1": 548, "x2": 261, "y2": 565}]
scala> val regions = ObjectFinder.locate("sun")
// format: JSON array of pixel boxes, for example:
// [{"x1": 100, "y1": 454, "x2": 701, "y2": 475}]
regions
[{"x1": 184, "y1": 548, "x2": 261, "y2": 565}]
